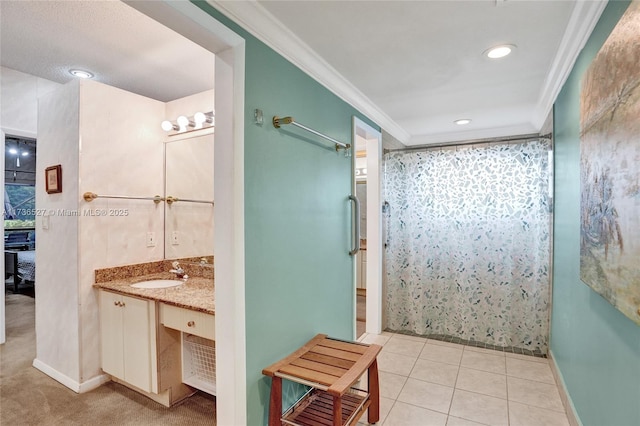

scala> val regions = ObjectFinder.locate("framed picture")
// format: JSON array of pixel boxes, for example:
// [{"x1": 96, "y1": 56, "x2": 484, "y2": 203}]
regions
[{"x1": 45, "y1": 165, "x2": 62, "y2": 194}]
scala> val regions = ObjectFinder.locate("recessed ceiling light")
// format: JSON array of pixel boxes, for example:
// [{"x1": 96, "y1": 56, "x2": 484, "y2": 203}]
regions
[
  {"x1": 454, "y1": 119, "x2": 472, "y2": 125},
  {"x1": 485, "y1": 44, "x2": 516, "y2": 59},
  {"x1": 69, "y1": 69, "x2": 94, "y2": 79}
]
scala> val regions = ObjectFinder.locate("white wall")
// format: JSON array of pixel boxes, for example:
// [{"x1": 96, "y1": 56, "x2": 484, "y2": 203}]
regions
[
  {"x1": 34, "y1": 81, "x2": 81, "y2": 383},
  {"x1": 77, "y1": 80, "x2": 165, "y2": 381},
  {"x1": 0, "y1": 67, "x2": 60, "y2": 136},
  {"x1": 0, "y1": 67, "x2": 58, "y2": 345}
]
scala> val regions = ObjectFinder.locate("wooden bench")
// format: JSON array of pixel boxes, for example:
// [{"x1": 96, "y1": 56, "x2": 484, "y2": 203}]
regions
[{"x1": 262, "y1": 334, "x2": 382, "y2": 426}]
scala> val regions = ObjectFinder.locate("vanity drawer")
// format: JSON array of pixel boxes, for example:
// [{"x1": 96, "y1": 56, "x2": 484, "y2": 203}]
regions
[{"x1": 161, "y1": 304, "x2": 215, "y2": 340}]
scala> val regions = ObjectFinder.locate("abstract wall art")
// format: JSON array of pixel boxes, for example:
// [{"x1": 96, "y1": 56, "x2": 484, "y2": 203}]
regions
[{"x1": 580, "y1": 0, "x2": 640, "y2": 325}]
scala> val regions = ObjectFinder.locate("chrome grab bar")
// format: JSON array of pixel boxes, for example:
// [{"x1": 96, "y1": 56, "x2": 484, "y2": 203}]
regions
[{"x1": 349, "y1": 195, "x2": 361, "y2": 256}]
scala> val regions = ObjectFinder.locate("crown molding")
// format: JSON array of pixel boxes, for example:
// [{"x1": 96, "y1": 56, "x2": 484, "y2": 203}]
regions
[
  {"x1": 409, "y1": 122, "x2": 539, "y2": 147},
  {"x1": 531, "y1": 0, "x2": 608, "y2": 130},
  {"x1": 207, "y1": 0, "x2": 411, "y2": 144}
]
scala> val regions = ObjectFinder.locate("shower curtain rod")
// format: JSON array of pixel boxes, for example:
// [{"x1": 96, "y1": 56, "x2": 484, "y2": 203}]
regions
[{"x1": 384, "y1": 133, "x2": 552, "y2": 154}]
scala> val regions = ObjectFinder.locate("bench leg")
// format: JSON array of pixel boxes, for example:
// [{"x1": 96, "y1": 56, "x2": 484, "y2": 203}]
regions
[
  {"x1": 269, "y1": 376, "x2": 282, "y2": 426},
  {"x1": 333, "y1": 395, "x2": 342, "y2": 426},
  {"x1": 368, "y1": 360, "x2": 380, "y2": 424}
]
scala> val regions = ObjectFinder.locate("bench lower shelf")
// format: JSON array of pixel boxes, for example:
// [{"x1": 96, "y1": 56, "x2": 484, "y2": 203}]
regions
[{"x1": 282, "y1": 388, "x2": 370, "y2": 426}]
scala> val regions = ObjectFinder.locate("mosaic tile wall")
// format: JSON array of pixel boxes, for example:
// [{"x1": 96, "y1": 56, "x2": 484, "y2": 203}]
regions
[{"x1": 384, "y1": 140, "x2": 552, "y2": 353}]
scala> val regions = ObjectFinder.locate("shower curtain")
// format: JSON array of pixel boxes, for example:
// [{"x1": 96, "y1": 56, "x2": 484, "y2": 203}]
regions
[{"x1": 384, "y1": 140, "x2": 551, "y2": 353}]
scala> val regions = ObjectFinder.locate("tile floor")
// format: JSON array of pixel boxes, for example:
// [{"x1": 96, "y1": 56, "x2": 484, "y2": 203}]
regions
[{"x1": 356, "y1": 332, "x2": 570, "y2": 426}]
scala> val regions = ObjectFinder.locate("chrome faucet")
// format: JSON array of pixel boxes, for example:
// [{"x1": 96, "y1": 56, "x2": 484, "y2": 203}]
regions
[{"x1": 170, "y1": 261, "x2": 188, "y2": 279}]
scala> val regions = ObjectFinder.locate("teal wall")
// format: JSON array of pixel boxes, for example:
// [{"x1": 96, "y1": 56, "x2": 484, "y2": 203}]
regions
[
  {"x1": 194, "y1": 2, "x2": 379, "y2": 424},
  {"x1": 552, "y1": 2, "x2": 640, "y2": 425}
]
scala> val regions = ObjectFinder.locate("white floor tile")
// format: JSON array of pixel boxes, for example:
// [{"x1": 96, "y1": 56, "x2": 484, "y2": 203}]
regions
[
  {"x1": 378, "y1": 350, "x2": 417, "y2": 376},
  {"x1": 460, "y1": 350, "x2": 506, "y2": 374},
  {"x1": 374, "y1": 334, "x2": 567, "y2": 426},
  {"x1": 360, "y1": 333, "x2": 391, "y2": 346},
  {"x1": 383, "y1": 401, "x2": 448, "y2": 426},
  {"x1": 446, "y1": 416, "x2": 487, "y2": 426},
  {"x1": 507, "y1": 376, "x2": 565, "y2": 412},
  {"x1": 427, "y1": 339, "x2": 466, "y2": 350},
  {"x1": 359, "y1": 396, "x2": 395, "y2": 425},
  {"x1": 506, "y1": 357, "x2": 555, "y2": 384},
  {"x1": 410, "y1": 358, "x2": 460, "y2": 387},
  {"x1": 379, "y1": 371, "x2": 408, "y2": 399},
  {"x1": 389, "y1": 333, "x2": 429, "y2": 343},
  {"x1": 419, "y1": 343, "x2": 463, "y2": 365},
  {"x1": 508, "y1": 401, "x2": 570, "y2": 426},
  {"x1": 384, "y1": 336, "x2": 427, "y2": 357},
  {"x1": 455, "y1": 367, "x2": 507, "y2": 399},
  {"x1": 397, "y1": 378, "x2": 454, "y2": 414},
  {"x1": 464, "y1": 345, "x2": 506, "y2": 357},
  {"x1": 449, "y1": 389, "x2": 509, "y2": 426}
]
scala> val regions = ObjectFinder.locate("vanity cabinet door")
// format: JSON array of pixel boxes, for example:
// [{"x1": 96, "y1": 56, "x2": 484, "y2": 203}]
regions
[
  {"x1": 100, "y1": 291, "x2": 125, "y2": 379},
  {"x1": 99, "y1": 290, "x2": 155, "y2": 393},
  {"x1": 122, "y1": 295, "x2": 154, "y2": 392}
]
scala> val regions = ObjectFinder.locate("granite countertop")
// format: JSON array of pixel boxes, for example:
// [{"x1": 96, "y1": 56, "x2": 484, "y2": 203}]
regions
[{"x1": 94, "y1": 272, "x2": 214, "y2": 315}]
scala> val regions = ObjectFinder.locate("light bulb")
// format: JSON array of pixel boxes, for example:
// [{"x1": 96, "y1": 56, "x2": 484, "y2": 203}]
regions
[
  {"x1": 194, "y1": 112, "x2": 206, "y2": 129},
  {"x1": 21, "y1": 151, "x2": 29, "y2": 156},
  {"x1": 8, "y1": 148, "x2": 17, "y2": 155},
  {"x1": 161, "y1": 120, "x2": 177, "y2": 132},
  {"x1": 177, "y1": 116, "x2": 189, "y2": 127},
  {"x1": 177, "y1": 115, "x2": 194, "y2": 132}
]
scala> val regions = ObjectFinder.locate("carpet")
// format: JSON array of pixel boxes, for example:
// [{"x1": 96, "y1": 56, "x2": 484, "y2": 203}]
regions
[{"x1": 1, "y1": 293, "x2": 216, "y2": 425}]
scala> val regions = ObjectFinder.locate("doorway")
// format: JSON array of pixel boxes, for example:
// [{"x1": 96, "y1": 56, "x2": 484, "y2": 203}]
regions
[
  {"x1": 4, "y1": 135, "x2": 37, "y2": 296},
  {"x1": 352, "y1": 117, "x2": 382, "y2": 338},
  {"x1": 1, "y1": 2, "x2": 246, "y2": 424}
]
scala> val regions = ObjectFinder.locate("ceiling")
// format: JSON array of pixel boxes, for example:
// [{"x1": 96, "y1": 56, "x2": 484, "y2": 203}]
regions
[
  {"x1": 215, "y1": 0, "x2": 605, "y2": 145},
  {"x1": 1, "y1": 1, "x2": 606, "y2": 146},
  {"x1": 0, "y1": 1, "x2": 214, "y2": 103}
]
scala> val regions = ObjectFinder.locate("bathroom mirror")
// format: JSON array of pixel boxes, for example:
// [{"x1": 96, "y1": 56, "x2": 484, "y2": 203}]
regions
[{"x1": 164, "y1": 132, "x2": 214, "y2": 262}]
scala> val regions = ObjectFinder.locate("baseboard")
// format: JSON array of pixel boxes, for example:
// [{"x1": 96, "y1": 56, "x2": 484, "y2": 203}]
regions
[
  {"x1": 549, "y1": 350, "x2": 582, "y2": 426},
  {"x1": 32, "y1": 359, "x2": 110, "y2": 394},
  {"x1": 78, "y1": 372, "x2": 111, "y2": 393}
]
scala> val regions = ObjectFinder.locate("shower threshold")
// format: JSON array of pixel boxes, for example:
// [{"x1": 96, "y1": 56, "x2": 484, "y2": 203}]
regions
[{"x1": 384, "y1": 329, "x2": 547, "y2": 358}]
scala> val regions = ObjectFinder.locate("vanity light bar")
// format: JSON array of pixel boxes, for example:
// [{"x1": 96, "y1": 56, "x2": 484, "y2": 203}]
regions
[{"x1": 161, "y1": 111, "x2": 214, "y2": 134}]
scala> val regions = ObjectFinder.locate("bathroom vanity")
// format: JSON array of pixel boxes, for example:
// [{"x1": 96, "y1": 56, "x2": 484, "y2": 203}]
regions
[{"x1": 94, "y1": 261, "x2": 214, "y2": 407}]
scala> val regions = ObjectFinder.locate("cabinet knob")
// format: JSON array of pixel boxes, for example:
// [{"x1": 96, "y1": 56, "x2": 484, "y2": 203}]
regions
[
  {"x1": 187, "y1": 321, "x2": 195, "y2": 327},
  {"x1": 114, "y1": 301, "x2": 119, "y2": 306}
]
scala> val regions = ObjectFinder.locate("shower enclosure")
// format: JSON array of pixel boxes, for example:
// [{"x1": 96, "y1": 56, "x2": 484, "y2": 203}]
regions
[{"x1": 383, "y1": 138, "x2": 552, "y2": 353}]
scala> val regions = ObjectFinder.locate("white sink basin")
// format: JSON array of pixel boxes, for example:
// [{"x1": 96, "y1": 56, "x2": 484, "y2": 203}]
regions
[{"x1": 130, "y1": 279, "x2": 183, "y2": 289}]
